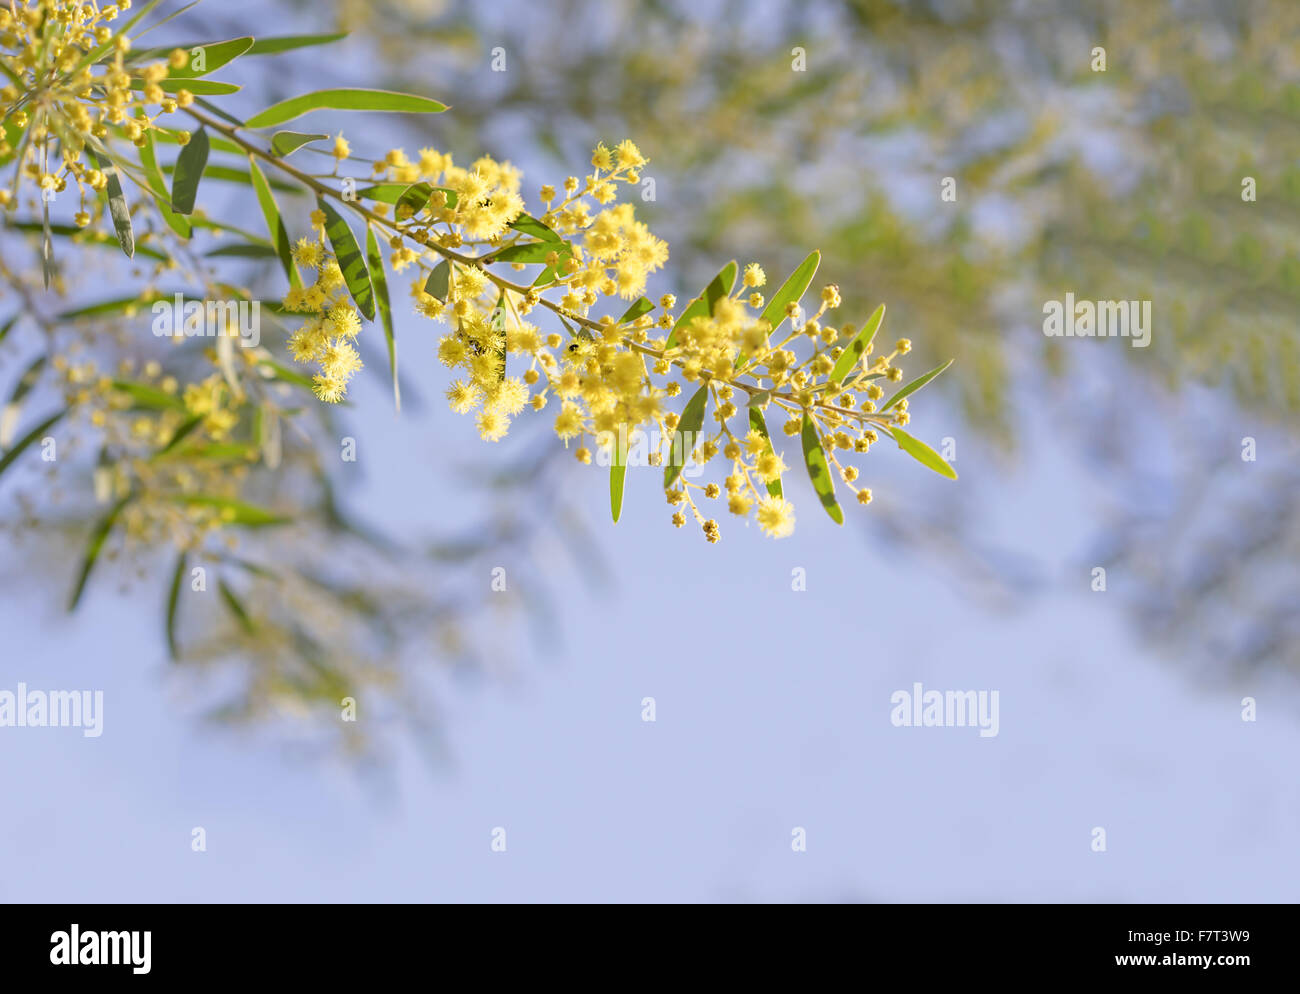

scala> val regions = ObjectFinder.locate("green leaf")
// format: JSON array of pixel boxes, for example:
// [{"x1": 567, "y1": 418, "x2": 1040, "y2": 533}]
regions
[
  {"x1": 166, "y1": 37, "x2": 254, "y2": 78},
  {"x1": 366, "y1": 225, "x2": 400, "y2": 413},
  {"x1": 618, "y1": 297, "x2": 655, "y2": 324},
  {"x1": 663, "y1": 385, "x2": 708, "y2": 490},
  {"x1": 666, "y1": 261, "x2": 736, "y2": 349},
  {"x1": 395, "y1": 181, "x2": 433, "y2": 216},
  {"x1": 0, "y1": 409, "x2": 64, "y2": 478},
  {"x1": 130, "y1": 78, "x2": 241, "y2": 95},
  {"x1": 218, "y1": 579, "x2": 256, "y2": 633},
  {"x1": 205, "y1": 242, "x2": 277, "y2": 258},
  {"x1": 508, "y1": 213, "x2": 562, "y2": 242},
  {"x1": 165, "y1": 552, "x2": 186, "y2": 660},
  {"x1": 747, "y1": 405, "x2": 783, "y2": 498},
  {"x1": 0, "y1": 314, "x2": 17, "y2": 345},
  {"x1": 801, "y1": 414, "x2": 843, "y2": 524},
  {"x1": 830, "y1": 303, "x2": 886, "y2": 384},
  {"x1": 246, "y1": 88, "x2": 448, "y2": 129},
  {"x1": 91, "y1": 149, "x2": 133, "y2": 258},
  {"x1": 8, "y1": 355, "x2": 45, "y2": 407},
  {"x1": 257, "y1": 359, "x2": 315, "y2": 391},
  {"x1": 59, "y1": 296, "x2": 155, "y2": 320},
  {"x1": 68, "y1": 494, "x2": 131, "y2": 611},
  {"x1": 880, "y1": 358, "x2": 953, "y2": 412},
  {"x1": 270, "y1": 131, "x2": 328, "y2": 156},
  {"x1": 244, "y1": 33, "x2": 348, "y2": 56},
  {"x1": 170, "y1": 126, "x2": 209, "y2": 214},
  {"x1": 110, "y1": 380, "x2": 186, "y2": 410},
  {"x1": 759, "y1": 250, "x2": 820, "y2": 333},
  {"x1": 317, "y1": 199, "x2": 375, "y2": 320},
  {"x1": 424, "y1": 260, "x2": 451, "y2": 302},
  {"x1": 153, "y1": 441, "x2": 257, "y2": 464},
  {"x1": 2, "y1": 356, "x2": 44, "y2": 445},
  {"x1": 492, "y1": 241, "x2": 571, "y2": 264},
  {"x1": 139, "y1": 130, "x2": 191, "y2": 238},
  {"x1": 169, "y1": 495, "x2": 291, "y2": 526},
  {"x1": 610, "y1": 425, "x2": 629, "y2": 523},
  {"x1": 156, "y1": 415, "x2": 203, "y2": 455},
  {"x1": 248, "y1": 158, "x2": 299, "y2": 288},
  {"x1": 886, "y1": 426, "x2": 958, "y2": 480},
  {"x1": 353, "y1": 184, "x2": 412, "y2": 204}
]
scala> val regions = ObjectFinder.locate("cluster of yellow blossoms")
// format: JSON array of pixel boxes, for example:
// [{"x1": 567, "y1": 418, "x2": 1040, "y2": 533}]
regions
[
  {"x1": 2, "y1": 0, "x2": 948, "y2": 543},
  {"x1": 283, "y1": 214, "x2": 365, "y2": 403},
  {"x1": 303, "y1": 138, "x2": 935, "y2": 540},
  {"x1": 1, "y1": 0, "x2": 197, "y2": 221}
]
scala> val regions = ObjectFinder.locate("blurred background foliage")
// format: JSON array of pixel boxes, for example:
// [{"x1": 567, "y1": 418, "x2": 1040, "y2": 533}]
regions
[{"x1": 3, "y1": 0, "x2": 1297, "y2": 753}]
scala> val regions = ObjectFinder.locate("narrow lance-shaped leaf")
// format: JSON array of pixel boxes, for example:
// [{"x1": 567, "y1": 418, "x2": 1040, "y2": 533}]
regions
[
  {"x1": 736, "y1": 250, "x2": 821, "y2": 366},
  {"x1": 129, "y1": 78, "x2": 241, "y2": 96},
  {"x1": 493, "y1": 241, "x2": 572, "y2": 265},
  {"x1": 218, "y1": 579, "x2": 256, "y2": 633},
  {"x1": 748, "y1": 405, "x2": 783, "y2": 498},
  {"x1": 170, "y1": 126, "x2": 209, "y2": 214},
  {"x1": 508, "y1": 214, "x2": 562, "y2": 242},
  {"x1": 111, "y1": 380, "x2": 187, "y2": 411},
  {"x1": 357, "y1": 183, "x2": 456, "y2": 207},
  {"x1": 156, "y1": 415, "x2": 203, "y2": 456},
  {"x1": 618, "y1": 297, "x2": 655, "y2": 324},
  {"x1": 59, "y1": 296, "x2": 155, "y2": 320},
  {"x1": 395, "y1": 182, "x2": 434, "y2": 217},
  {"x1": 365, "y1": 225, "x2": 400, "y2": 413},
  {"x1": 91, "y1": 149, "x2": 133, "y2": 258},
  {"x1": 8, "y1": 355, "x2": 45, "y2": 404},
  {"x1": 270, "y1": 131, "x2": 327, "y2": 156},
  {"x1": 243, "y1": 33, "x2": 348, "y2": 56},
  {"x1": 160, "y1": 37, "x2": 254, "y2": 77},
  {"x1": 248, "y1": 157, "x2": 298, "y2": 287},
  {"x1": 886, "y1": 426, "x2": 958, "y2": 480},
  {"x1": 205, "y1": 243, "x2": 277, "y2": 259},
  {"x1": 246, "y1": 88, "x2": 448, "y2": 129},
  {"x1": 610, "y1": 425, "x2": 629, "y2": 523},
  {"x1": 168, "y1": 494, "x2": 291, "y2": 527},
  {"x1": 829, "y1": 303, "x2": 885, "y2": 384},
  {"x1": 666, "y1": 261, "x2": 736, "y2": 349},
  {"x1": 68, "y1": 494, "x2": 131, "y2": 611},
  {"x1": 165, "y1": 552, "x2": 186, "y2": 660},
  {"x1": 317, "y1": 199, "x2": 375, "y2": 320},
  {"x1": 139, "y1": 130, "x2": 191, "y2": 238},
  {"x1": 1, "y1": 356, "x2": 46, "y2": 447},
  {"x1": 880, "y1": 358, "x2": 953, "y2": 412},
  {"x1": 801, "y1": 413, "x2": 843, "y2": 525},
  {"x1": 0, "y1": 409, "x2": 65, "y2": 479},
  {"x1": 424, "y1": 260, "x2": 451, "y2": 302},
  {"x1": 664, "y1": 385, "x2": 709, "y2": 490},
  {"x1": 759, "y1": 250, "x2": 820, "y2": 334}
]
